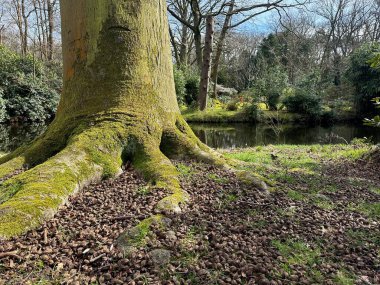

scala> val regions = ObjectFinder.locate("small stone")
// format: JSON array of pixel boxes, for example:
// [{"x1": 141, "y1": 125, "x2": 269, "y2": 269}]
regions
[
  {"x1": 165, "y1": 231, "x2": 177, "y2": 241},
  {"x1": 149, "y1": 249, "x2": 171, "y2": 265}
]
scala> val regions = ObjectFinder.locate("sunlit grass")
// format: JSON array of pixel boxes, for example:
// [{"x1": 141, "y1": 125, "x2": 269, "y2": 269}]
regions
[
  {"x1": 176, "y1": 163, "x2": 193, "y2": 176},
  {"x1": 357, "y1": 202, "x2": 380, "y2": 219},
  {"x1": 334, "y1": 270, "x2": 356, "y2": 285},
  {"x1": 182, "y1": 108, "x2": 248, "y2": 123},
  {"x1": 272, "y1": 239, "x2": 323, "y2": 282}
]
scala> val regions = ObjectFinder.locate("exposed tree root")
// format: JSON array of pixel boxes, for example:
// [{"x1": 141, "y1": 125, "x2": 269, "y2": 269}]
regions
[
  {"x1": 0, "y1": 118, "x2": 126, "y2": 239},
  {"x1": 0, "y1": 120, "x2": 76, "y2": 179},
  {"x1": 0, "y1": 115, "x2": 269, "y2": 243},
  {"x1": 116, "y1": 117, "x2": 270, "y2": 253}
]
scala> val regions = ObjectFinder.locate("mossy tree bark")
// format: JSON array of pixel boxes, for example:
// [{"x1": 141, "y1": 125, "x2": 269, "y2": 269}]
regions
[{"x1": 0, "y1": 0, "x2": 229, "y2": 239}]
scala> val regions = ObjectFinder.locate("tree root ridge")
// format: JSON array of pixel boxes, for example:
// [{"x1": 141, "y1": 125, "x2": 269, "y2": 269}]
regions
[
  {"x1": 0, "y1": 119, "x2": 127, "y2": 239},
  {"x1": 0, "y1": 114, "x2": 269, "y2": 241},
  {"x1": 116, "y1": 117, "x2": 270, "y2": 253}
]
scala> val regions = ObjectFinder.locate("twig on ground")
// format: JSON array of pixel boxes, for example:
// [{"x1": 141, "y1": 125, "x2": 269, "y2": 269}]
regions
[{"x1": 0, "y1": 251, "x2": 22, "y2": 260}]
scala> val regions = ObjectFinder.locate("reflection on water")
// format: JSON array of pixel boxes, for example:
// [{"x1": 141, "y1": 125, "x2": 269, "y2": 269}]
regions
[
  {"x1": 0, "y1": 122, "x2": 379, "y2": 152},
  {"x1": 0, "y1": 123, "x2": 47, "y2": 152},
  {"x1": 190, "y1": 123, "x2": 380, "y2": 149}
]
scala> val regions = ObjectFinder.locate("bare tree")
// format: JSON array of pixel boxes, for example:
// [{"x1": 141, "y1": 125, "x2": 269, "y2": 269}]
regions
[
  {"x1": 167, "y1": 0, "x2": 229, "y2": 71},
  {"x1": 210, "y1": 0, "x2": 309, "y2": 98},
  {"x1": 0, "y1": 3, "x2": 5, "y2": 45},
  {"x1": 315, "y1": 0, "x2": 374, "y2": 85}
]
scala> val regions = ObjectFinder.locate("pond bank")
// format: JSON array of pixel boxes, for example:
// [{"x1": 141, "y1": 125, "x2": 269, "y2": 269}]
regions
[
  {"x1": 1, "y1": 144, "x2": 379, "y2": 284},
  {"x1": 182, "y1": 109, "x2": 357, "y2": 124},
  {"x1": 190, "y1": 122, "x2": 380, "y2": 148}
]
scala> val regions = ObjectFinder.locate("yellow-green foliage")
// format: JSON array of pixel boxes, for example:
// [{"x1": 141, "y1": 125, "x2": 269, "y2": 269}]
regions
[
  {"x1": 183, "y1": 109, "x2": 249, "y2": 123},
  {"x1": 182, "y1": 108, "x2": 305, "y2": 123}
]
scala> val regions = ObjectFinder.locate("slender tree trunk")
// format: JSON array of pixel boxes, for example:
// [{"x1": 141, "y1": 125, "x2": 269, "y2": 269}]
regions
[
  {"x1": 179, "y1": 5, "x2": 189, "y2": 67},
  {"x1": 211, "y1": 1, "x2": 234, "y2": 98},
  {"x1": 169, "y1": 25, "x2": 180, "y2": 64},
  {"x1": 21, "y1": 0, "x2": 28, "y2": 55},
  {"x1": 47, "y1": 0, "x2": 54, "y2": 60},
  {"x1": 14, "y1": 0, "x2": 25, "y2": 55},
  {"x1": 33, "y1": 0, "x2": 44, "y2": 59},
  {"x1": 190, "y1": 0, "x2": 202, "y2": 71},
  {"x1": 0, "y1": 25, "x2": 4, "y2": 45},
  {"x1": 198, "y1": 15, "x2": 214, "y2": 111},
  {"x1": 194, "y1": 30, "x2": 203, "y2": 70}
]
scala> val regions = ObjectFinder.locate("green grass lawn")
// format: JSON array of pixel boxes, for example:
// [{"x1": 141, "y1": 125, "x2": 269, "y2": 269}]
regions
[
  {"x1": 223, "y1": 142, "x2": 379, "y2": 218},
  {"x1": 182, "y1": 108, "x2": 307, "y2": 123},
  {"x1": 182, "y1": 108, "x2": 250, "y2": 123}
]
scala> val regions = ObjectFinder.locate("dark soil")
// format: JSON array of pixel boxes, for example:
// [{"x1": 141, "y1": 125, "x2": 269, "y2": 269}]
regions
[{"x1": 0, "y1": 157, "x2": 379, "y2": 285}]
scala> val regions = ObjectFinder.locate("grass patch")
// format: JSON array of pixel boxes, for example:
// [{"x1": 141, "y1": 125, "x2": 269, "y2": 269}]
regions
[
  {"x1": 223, "y1": 193, "x2": 238, "y2": 204},
  {"x1": 136, "y1": 186, "x2": 151, "y2": 196},
  {"x1": 176, "y1": 163, "x2": 193, "y2": 176},
  {"x1": 272, "y1": 239, "x2": 323, "y2": 281},
  {"x1": 311, "y1": 195, "x2": 335, "y2": 210},
  {"x1": 276, "y1": 206, "x2": 297, "y2": 217},
  {"x1": 226, "y1": 144, "x2": 371, "y2": 172},
  {"x1": 370, "y1": 187, "x2": 380, "y2": 195},
  {"x1": 247, "y1": 219, "x2": 268, "y2": 229},
  {"x1": 225, "y1": 150, "x2": 272, "y2": 165},
  {"x1": 272, "y1": 239, "x2": 321, "y2": 266},
  {"x1": 183, "y1": 109, "x2": 249, "y2": 123},
  {"x1": 287, "y1": 190, "x2": 306, "y2": 201},
  {"x1": 354, "y1": 202, "x2": 380, "y2": 219},
  {"x1": 334, "y1": 270, "x2": 356, "y2": 285},
  {"x1": 182, "y1": 108, "x2": 306, "y2": 123},
  {"x1": 347, "y1": 229, "x2": 380, "y2": 247},
  {"x1": 207, "y1": 173, "x2": 229, "y2": 184}
]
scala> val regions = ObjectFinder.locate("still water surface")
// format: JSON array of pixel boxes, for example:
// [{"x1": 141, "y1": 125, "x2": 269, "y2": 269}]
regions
[
  {"x1": 0, "y1": 122, "x2": 379, "y2": 152},
  {"x1": 190, "y1": 123, "x2": 380, "y2": 149}
]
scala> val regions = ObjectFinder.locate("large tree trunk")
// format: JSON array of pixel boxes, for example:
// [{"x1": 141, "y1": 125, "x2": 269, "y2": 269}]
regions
[
  {"x1": 198, "y1": 15, "x2": 214, "y2": 111},
  {"x1": 0, "y1": 0, "x2": 226, "y2": 239}
]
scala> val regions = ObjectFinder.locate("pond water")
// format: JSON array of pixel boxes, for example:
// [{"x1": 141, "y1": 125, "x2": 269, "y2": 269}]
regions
[
  {"x1": 0, "y1": 122, "x2": 379, "y2": 152},
  {"x1": 190, "y1": 123, "x2": 380, "y2": 149}
]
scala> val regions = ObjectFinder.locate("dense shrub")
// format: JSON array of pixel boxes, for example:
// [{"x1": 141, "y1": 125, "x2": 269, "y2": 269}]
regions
[
  {"x1": 243, "y1": 104, "x2": 261, "y2": 121},
  {"x1": 173, "y1": 66, "x2": 200, "y2": 106},
  {"x1": 184, "y1": 76, "x2": 199, "y2": 106},
  {"x1": 226, "y1": 101, "x2": 238, "y2": 111},
  {"x1": 347, "y1": 42, "x2": 380, "y2": 117},
  {"x1": 0, "y1": 45, "x2": 61, "y2": 122},
  {"x1": 173, "y1": 67, "x2": 186, "y2": 104},
  {"x1": 267, "y1": 92, "x2": 281, "y2": 111},
  {"x1": 251, "y1": 65, "x2": 288, "y2": 111},
  {"x1": 282, "y1": 88, "x2": 322, "y2": 118},
  {"x1": 0, "y1": 93, "x2": 6, "y2": 122}
]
